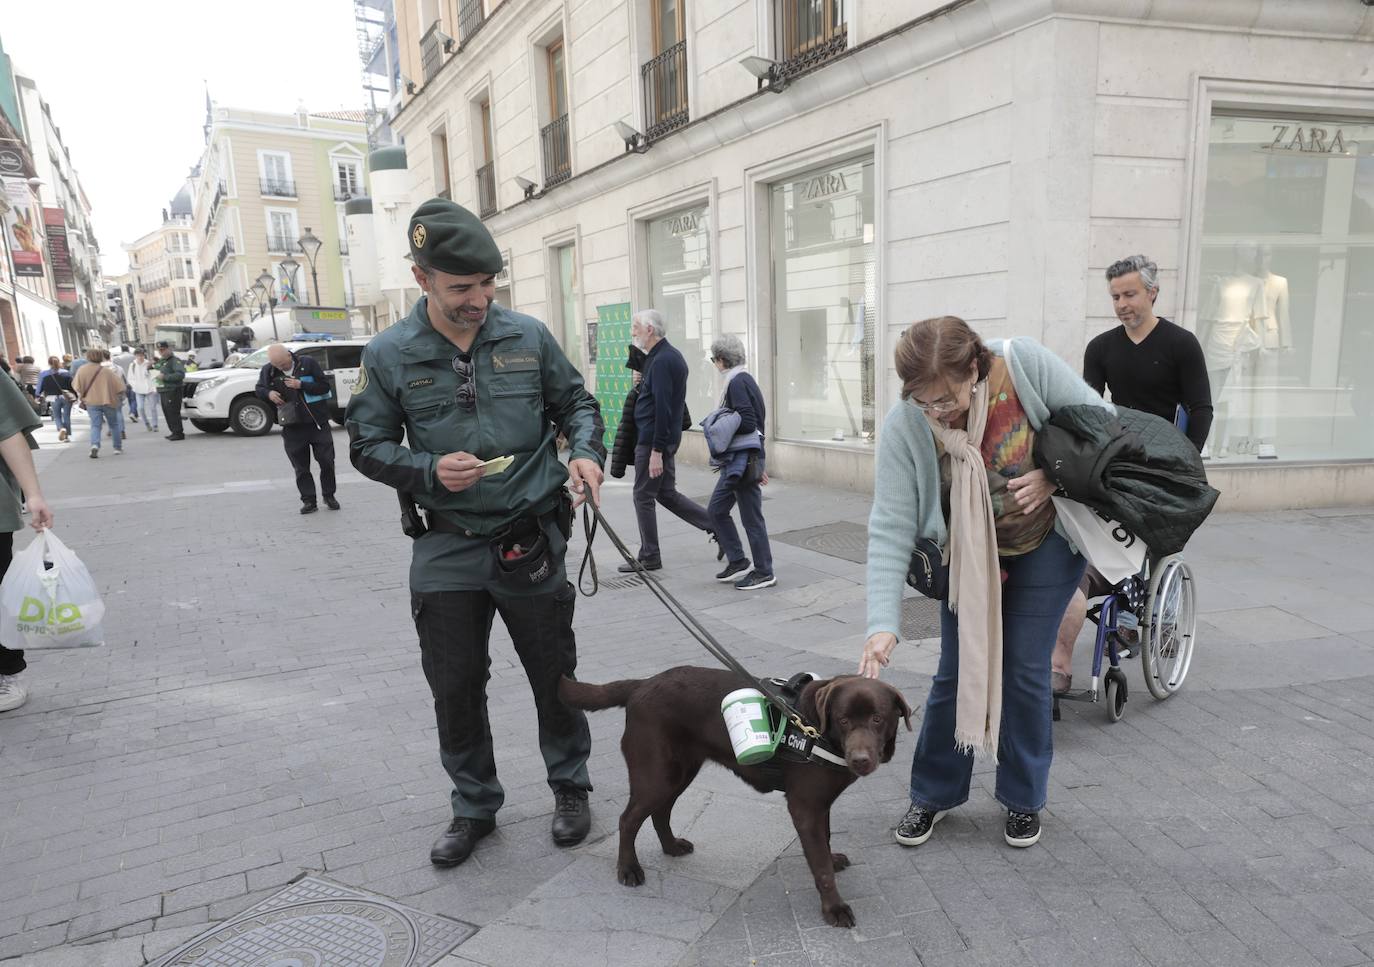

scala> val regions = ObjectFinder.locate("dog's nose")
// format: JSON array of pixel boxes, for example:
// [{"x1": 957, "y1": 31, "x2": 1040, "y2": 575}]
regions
[{"x1": 849, "y1": 753, "x2": 874, "y2": 775}]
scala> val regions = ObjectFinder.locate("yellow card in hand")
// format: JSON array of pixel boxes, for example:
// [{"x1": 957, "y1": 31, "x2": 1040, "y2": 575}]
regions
[{"x1": 482, "y1": 455, "x2": 515, "y2": 476}]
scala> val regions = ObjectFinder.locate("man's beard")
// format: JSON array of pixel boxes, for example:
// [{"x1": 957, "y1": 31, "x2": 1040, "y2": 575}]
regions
[{"x1": 439, "y1": 302, "x2": 485, "y2": 330}]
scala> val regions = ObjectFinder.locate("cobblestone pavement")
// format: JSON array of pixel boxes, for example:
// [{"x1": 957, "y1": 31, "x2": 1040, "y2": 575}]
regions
[{"x1": 2, "y1": 415, "x2": 1374, "y2": 966}]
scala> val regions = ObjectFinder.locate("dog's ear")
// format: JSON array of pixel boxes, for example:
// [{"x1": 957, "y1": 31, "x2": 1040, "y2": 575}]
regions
[
  {"x1": 811, "y1": 679, "x2": 838, "y2": 734},
  {"x1": 893, "y1": 688, "x2": 913, "y2": 732}
]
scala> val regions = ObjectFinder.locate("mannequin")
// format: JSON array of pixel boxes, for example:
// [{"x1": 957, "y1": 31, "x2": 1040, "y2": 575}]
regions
[
  {"x1": 1202, "y1": 241, "x2": 1268, "y2": 457},
  {"x1": 1249, "y1": 245, "x2": 1290, "y2": 459}
]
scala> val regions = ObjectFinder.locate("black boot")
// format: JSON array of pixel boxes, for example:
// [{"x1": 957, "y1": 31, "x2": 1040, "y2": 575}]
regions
[
  {"x1": 551, "y1": 788, "x2": 590, "y2": 847},
  {"x1": 430, "y1": 816, "x2": 496, "y2": 867}
]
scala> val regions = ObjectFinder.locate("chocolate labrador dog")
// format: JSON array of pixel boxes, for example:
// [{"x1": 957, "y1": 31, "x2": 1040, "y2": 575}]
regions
[{"x1": 559, "y1": 666, "x2": 911, "y2": 928}]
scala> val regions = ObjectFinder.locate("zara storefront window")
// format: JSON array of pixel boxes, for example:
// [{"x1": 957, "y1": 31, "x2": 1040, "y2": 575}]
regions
[
  {"x1": 770, "y1": 156, "x2": 876, "y2": 447},
  {"x1": 645, "y1": 204, "x2": 714, "y2": 428},
  {"x1": 1198, "y1": 114, "x2": 1374, "y2": 462}
]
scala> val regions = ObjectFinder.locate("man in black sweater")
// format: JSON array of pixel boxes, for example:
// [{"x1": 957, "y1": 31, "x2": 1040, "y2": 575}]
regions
[
  {"x1": 1053, "y1": 255, "x2": 1213, "y2": 695},
  {"x1": 622, "y1": 308, "x2": 713, "y2": 571},
  {"x1": 1083, "y1": 255, "x2": 1213, "y2": 451}
]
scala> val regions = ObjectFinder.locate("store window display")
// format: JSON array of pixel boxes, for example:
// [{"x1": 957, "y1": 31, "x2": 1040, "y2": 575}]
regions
[{"x1": 1196, "y1": 114, "x2": 1374, "y2": 462}]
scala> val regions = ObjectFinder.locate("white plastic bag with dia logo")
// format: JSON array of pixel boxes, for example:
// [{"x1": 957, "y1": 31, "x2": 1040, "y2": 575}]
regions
[{"x1": 0, "y1": 529, "x2": 106, "y2": 649}]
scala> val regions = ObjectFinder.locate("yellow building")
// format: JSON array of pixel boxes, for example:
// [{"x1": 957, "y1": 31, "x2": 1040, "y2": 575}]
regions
[
  {"x1": 193, "y1": 102, "x2": 369, "y2": 334},
  {"x1": 121, "y1": 184, "x2": 203, "y2": 345}
]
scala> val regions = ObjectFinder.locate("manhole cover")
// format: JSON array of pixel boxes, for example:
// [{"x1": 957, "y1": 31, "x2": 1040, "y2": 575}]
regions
[
  {"x1": 901, "y1": 595, "x2": 942, "y2": 640},
  {"x1": 149, "y1": 876, "x2": 475, "y2": 967},
  {"x1": 597, "y1": 574, "x2": 644, "y2": 591},
  {"x1": 772, "y1": 520, "x2": 869, "y2": 564}
]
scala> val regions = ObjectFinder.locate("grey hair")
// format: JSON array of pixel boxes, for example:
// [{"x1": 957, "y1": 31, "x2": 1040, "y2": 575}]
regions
[
  {"x1": 709, "y1": 333, "x2": 746, "y2": 368},
  {"x1": 633, "y1": 308, "x2": 665, "y2": 338},
  {"x1": 1105, "y1": 255, "x2": 1159, "y2": 292}
]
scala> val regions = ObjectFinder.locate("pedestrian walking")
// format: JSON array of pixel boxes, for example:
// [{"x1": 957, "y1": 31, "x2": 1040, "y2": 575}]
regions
[
  {"x1": 99, "y1": 349, "x2": 127, "y2": 440},
  {"x1": 72, "y1": 349, "x2": 126, "y2": 458},
  {"x1": 0, "y1": 372, "x2": 55, "y2": 713},
  {"x1": 126, "y1": 349, "x2": 159, "y2": 433},
  {"x1": 347, "y1": 198, "x2": 605, "y2": 868},
  {"x1": 37, "y1": 356, "x2": 74, "y2": 443},
  {"x1": 15, "y1": 356, "x2": 39, "y2": 397},
  {"x1": 152, "y1": 342, "x2": 186, "y2": 440},
  {"x1": 256, "y1": 344, "x2": 338, "y2": 514},
  {"x1": 111, "y1": 345, "x2": 138, "y2": 423},
  {"x1": 621, "y1": 307, "x2": 715, "y2": 573},
  {"x1": 702, "y1": 334, "x2": 775, "y2": 590},
  {"x1": 1051, "y1": 255, "x2": 1213, "y2": 694},
  {"x1": 858, "y1": 316, "x2": 1111, "y2": 850}
]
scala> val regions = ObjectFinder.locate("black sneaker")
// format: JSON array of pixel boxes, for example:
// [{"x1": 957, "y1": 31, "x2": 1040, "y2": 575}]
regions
[
  {"x1": 715, "y1": 560, "x2": 750, "y2": 582},
  {"x1": 323, "y1": 496, "x2": 340, "y2": 510},
  {"x1": 1005, "y1": 810, "x2": 1041, "y2": 847},
  {"x1": 733, "y1": 570, "x2": 776, "y2": 591},
  {"x1": 300, "y1": 502, "x2": 318, "y2": 515},
  {"x1": 894, "y1": 803, "x2": 946, "y2": 846}
]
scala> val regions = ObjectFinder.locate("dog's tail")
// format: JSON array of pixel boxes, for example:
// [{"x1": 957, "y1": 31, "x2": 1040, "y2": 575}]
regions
[{"x1": 558, "y1": 675, "x2": 643, "y2": 711}]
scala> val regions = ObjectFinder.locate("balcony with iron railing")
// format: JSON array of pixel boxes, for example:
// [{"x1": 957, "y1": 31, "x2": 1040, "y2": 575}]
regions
[
  {"x1": 641, "y1": 41, "x2": 689, "y2": 141},
  {"x1": 540, "y1": 114, "x2": 571, "y2": 188},
  {"x1": 215, "y1": 293, "x2": 241, "y2": 322},
  {"x1": 476, "y1": 161, "x2": 497, "y2": 218},
  {"x1": 774, "y1": 0, "x2": 847, "y2": 80},
  {"x1": 267, "y1": 234, "x2": 296, "y2": 254},
  {"x1": 459, "y1": 0, "x2": 487, "y2": 45},
  {"x1": 260, "y1": 178, "x2": 297, "y2": 198},
  {"x1": 420, "y1": 21, "x2": 447, "y2": 82},
  {"x1": 203, "y1": 180, "x2": 225, "y2": 236},
  {"x1": 138, "y1": 277, "x2": 170, "y2": 295}
]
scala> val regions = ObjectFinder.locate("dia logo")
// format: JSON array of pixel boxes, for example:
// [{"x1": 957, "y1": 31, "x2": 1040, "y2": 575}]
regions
[{"x1": 18, "y1": 597, "x2": 82, "y2": 624}]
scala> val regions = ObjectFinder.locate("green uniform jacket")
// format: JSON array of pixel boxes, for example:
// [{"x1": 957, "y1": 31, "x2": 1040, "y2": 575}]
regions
[
  {"x1": 0, "y1": 372, "x2": 40, "y2": 534},
  {"x1": 346, "y1": 297, "x2": 606, "y2": 536},
  {"x1": 153, "y1": 355, "x2": 186, "y2": 392}
]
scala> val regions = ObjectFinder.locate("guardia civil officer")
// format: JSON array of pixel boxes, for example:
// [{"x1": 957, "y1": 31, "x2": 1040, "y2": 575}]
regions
[{"x1": 346, "y1": 198, "x2": 606, "y2": 868}]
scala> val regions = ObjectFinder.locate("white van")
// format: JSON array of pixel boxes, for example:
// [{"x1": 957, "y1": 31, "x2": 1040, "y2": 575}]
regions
[{"x1": 179, "y1": 339, "x2": 368, "y2": 436}]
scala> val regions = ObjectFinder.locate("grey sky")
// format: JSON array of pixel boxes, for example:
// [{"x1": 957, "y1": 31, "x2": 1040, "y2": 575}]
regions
[{"x1": 2, "y1": 0, "x2": 366, "y2": 275}]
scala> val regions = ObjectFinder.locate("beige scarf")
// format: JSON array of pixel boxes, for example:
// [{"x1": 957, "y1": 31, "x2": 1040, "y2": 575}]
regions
[{"x1": 926, "y1": 379, "x2": 1004, "y2": 759}]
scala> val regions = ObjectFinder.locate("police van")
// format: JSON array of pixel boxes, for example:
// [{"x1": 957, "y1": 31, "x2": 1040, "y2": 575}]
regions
[{"x1": 179, "y1": 338, "x2": 368, "y2": 436}]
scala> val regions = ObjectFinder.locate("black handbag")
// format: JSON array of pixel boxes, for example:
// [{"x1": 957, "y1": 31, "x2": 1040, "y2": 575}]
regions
[
  {"x1": 906, "y1": 537, "x2": 948, "y2": 601},
  {"x1": 742, "y1": 450, "x2": 763, "y2": 486}
]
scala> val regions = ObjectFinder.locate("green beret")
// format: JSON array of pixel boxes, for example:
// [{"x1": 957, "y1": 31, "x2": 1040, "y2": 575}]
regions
[{"x1": 407, "y1": 198, "x2": 504, "y2": 276}]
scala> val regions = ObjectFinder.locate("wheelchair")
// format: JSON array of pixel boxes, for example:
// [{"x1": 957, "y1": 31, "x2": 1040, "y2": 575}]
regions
[
  {"x1": 1053, "y1": 405, "x2": 1200, "y2": 722},
  {"x1": 1052, "y1": 552, "x2": 1198, "y2": 722}
]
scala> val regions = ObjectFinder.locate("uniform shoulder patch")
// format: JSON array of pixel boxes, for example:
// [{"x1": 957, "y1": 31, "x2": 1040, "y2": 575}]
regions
[{"x1": 351, "y1": 362, "x2": 369, "y2": 395}]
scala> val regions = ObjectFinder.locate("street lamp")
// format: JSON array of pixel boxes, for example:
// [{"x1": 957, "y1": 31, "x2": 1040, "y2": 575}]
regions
[
  {"x1": 296, "y1": 227, "x2": 322, "y2": 305},
  {"x1": 280, "y1": 254, "x2": 301, "y2": 304},
  {"x1": 254, "y1": 268, "x2": 280, "y2": 342}
]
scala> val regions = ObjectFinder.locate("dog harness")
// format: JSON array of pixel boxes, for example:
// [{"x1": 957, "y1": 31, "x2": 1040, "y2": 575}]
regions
[{"x1": 757, "y1": 672, "x2": 849, "y2": 771}]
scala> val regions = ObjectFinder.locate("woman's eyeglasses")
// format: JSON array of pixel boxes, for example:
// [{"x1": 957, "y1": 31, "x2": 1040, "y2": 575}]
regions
[
  {"x1": 453, "y1": 353, "x2": 475, "y2": 410},
  {"x1": 909, "y1": 397, "x2": 960, "y2": 414}
]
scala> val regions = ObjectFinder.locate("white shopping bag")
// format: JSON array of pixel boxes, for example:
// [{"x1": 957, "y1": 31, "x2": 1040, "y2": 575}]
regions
[
  {"x1": 1051, "y1": 497, "x2": 1147, "y2": 584},
  {"x1": 0, "y1": 529, "x2": 106, "y2": 649}
]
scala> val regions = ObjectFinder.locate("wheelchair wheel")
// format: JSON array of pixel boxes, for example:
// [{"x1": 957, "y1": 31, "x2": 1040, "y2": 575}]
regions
[
  {"x1": 1141, "y1": 555, "x2": 1196, "y2": 700},
  {"x1": 1105, "y1": 669, "x2": 1127, "y2": 722}
]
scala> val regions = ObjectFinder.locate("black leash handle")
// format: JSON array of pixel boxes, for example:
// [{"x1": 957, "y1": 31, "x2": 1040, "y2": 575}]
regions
[{"x1": 575, "y1": 504, "x2": 810, "y2": 730}]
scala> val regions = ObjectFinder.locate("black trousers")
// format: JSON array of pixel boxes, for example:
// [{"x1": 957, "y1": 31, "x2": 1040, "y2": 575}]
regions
[
  {"x1": 411, "y1": 581, "x2": 591, "y2": 820},
  {"x1": 283, "y1": 418, "x2": 335, "y2": 503},
  {"x1": 161, "y1": 393, "x2": 183, "y2": 436},
  {"x1": 0, "y1": 530, "x2": 21, "y2": 675}
]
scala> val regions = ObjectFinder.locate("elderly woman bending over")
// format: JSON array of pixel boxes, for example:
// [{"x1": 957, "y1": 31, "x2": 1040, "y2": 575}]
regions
[{"x1": 858, "y1": 316, "x2": 1110, "y2": 849}]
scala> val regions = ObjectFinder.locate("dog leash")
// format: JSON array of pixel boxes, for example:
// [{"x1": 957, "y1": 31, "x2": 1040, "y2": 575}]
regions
[{"x1": 577, "y1": 504, "x2": 821, "y2": 742}]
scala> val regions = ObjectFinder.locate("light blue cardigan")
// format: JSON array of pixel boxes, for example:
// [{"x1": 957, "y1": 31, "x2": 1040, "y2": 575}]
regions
[{"x1": 865, "y1": 338, "x2": 1114, "y2": 640}]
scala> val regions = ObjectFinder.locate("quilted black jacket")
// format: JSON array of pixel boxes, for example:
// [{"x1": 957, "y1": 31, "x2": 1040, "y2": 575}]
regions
[
  {"x1": 608, "y1": 345, "x2": 691, "y2": 478},
  {"x1": 1033, "y1": 404, "x2": 1219, "y2": 556}
]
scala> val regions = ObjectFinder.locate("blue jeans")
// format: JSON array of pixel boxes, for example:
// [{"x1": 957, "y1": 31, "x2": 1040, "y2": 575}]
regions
[
  {"x1": 707, "y1": 450, "x2": 772, "y2": 575},
  {"x1": 48, "y1": 395, "x2": 72, "y2": 434},
  {"x1": 88, "y1": 405, "x2": 122, "y2": 452},
  {"x1": 126, "y1": 385, "x2": 138, "y2": 418},
  {"x1": 137, "y1": 392, "x2": 159, "y2": 429},
  {"x1": 909, "y1": 529, "x2": 1085, "y2": 815}
]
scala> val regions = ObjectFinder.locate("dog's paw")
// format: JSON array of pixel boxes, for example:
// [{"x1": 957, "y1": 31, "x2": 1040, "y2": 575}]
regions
[
  {"x1": 823, "y1": 900, "x2": 856, "y2": 928},
  {"x1": 617, "y1": 861, "x2": 646, "y2": 887},
  {"x1": 663, "y1": 837, "x2": 694, "y2": 857},
  {"x1": 830, "y1": 852, "x2": 850, "y2": 871}
]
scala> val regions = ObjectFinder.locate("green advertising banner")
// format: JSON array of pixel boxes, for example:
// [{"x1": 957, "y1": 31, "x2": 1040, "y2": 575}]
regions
[{"x1": 595, "y1": 302, "x2": 632, "y2": 450}]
